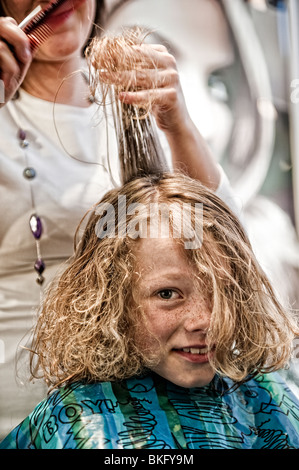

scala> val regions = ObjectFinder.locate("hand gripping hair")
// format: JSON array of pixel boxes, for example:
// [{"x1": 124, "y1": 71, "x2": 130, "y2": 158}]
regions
[{"x1": 86, "y1": 27, "x2": 169, "y2": 185}]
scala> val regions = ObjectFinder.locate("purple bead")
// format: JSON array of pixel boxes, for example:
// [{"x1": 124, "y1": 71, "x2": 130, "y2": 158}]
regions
[
  {"x1": 34, "y1": 258, "x2": 45, "y2": 275},
  {"x1": 29, "y1": 214, "x2": 43, "y2": 239},
  {"x1": 18, "y1": 129, "x2": 26, "y2": 141},
  {"x1": 18, "y1": 129, "x2": 29, "y2": 148}
]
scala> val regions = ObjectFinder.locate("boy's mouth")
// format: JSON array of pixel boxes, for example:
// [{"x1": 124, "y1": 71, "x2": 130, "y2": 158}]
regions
[
  {"x1": 180, "y1": 346, "x2": 212, "y2": 355},
  {"x1": 173, "y1": 345, "x2": 215, "y2": 363}
]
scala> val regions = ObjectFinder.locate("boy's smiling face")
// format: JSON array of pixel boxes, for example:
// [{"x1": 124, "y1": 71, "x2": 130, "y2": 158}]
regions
[{"x1": 132, "y1": 237, "x2": 216, "y2": 388}]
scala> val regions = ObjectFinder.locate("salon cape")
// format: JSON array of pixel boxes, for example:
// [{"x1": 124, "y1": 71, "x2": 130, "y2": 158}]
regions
[{"x1": 1, "y1": 371, "x2": 299, "y2": 449}]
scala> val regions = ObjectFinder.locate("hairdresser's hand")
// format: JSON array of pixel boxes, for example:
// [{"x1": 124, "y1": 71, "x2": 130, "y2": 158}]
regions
[
  {"x1": 102, "y1": 43, "x2": 190, "y2": 135},
  {"x1": 98, "y1": 42, "x2": 221, "y2": 190},
  {"x1": 120, "y1": 44, "x2": 189, "y2": 134},
  {"x1": 0, "y1": 16, "x2": 32, "y2": 107}
]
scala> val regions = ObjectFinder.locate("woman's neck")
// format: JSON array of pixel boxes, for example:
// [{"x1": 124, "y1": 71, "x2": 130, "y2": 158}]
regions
[{"x1": 21, "y1": 56, "x2": 91, "y2": 107}]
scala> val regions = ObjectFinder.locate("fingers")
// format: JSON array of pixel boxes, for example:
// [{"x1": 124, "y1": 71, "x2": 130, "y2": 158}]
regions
[
  {"x1": 118, "y1": 87, "x2": 186, "y2": 133},
  {"x1": 92, "y1": 39, "x2": 186, "y2": 133},
  {"x1": 0, "y1": 16, "x2": 32, "y2": 103},
  {"x1": 99, "y1": 67, "x2": 179, "y2": 91},
  {"x1": 119, "y1": 87, "x2": 178, "y2": 108},
  {"x1": 0, "y1": 17, "x2": 31, "y2": 64},
  {"x1": 130, "y1": 43, "x2": 176, "y2": 69},
  {"x1": 94, "y1": 42, "x2": 174, "y2": 70},
  {"x1": 97, "y1": 43, "x2": 179, "y2": 93}
]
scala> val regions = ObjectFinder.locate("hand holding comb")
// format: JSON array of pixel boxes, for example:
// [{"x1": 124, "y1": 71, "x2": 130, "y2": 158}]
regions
[
  {"x1": 0, "y1": 0, "x2": 86, "y2": 105},
  {"x1": 20, "y1": 0, "x2": 86, "y2": 52}
]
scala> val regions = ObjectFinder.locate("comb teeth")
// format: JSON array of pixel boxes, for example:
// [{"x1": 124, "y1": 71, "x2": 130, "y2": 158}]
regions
[
  {"x1": 26, "y1": 23, "x2": 54, "y2": 52},
  {"x1": 21, "y1": 0, "x2": 84, "y2": 51}
]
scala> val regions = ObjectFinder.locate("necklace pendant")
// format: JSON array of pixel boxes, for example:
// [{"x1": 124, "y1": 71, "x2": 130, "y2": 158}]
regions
[
  {"x1": 36, "y1": 275, "x2": 45, "y2": 286},
  {"x1": 34, "y1": 258, "x2": 46, "y2": 286},
  {"x1": 18, "y1": 128, "x2": 29, "y2": 148},
  {"x1": 20, "y1": 139, "x2": 29, "y2": 148},
  {"x1": 29, "y1": 214, "x2": 43, "y2": 240},
  {"x1": 34, "y1": 258, "x2": 45, "y2": 275},
  {"x1": 23, "y1": 167, "x2": 36, "y2": 180},
  {"x1": 18, "y1": 129, "x2": 26, "y2": 141}
]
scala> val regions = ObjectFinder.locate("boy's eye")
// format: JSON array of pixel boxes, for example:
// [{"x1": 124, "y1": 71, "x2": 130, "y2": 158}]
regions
[{"x1": 157, "y1": 289, "x2": 179, "y2": 300}]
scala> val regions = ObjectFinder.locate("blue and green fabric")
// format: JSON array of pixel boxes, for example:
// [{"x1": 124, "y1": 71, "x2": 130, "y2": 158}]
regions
[{"x1": 1, "y1": 372, "x2": 299, "y2": 449}]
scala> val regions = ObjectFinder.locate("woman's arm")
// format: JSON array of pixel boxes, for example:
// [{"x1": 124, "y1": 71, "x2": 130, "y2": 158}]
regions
[{"x1": 115, "y1": 43, "x2": 220, "y2": 190}]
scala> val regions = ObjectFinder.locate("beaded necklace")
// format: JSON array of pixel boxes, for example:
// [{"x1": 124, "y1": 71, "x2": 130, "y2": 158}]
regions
[
  {"x1": 5, "y1": 97, "x2": 46, "y2": 286},
  {"x1": 8, "y1": 74, "x2": 94, "y2": 287},
  {"x1": 18, "y1": 128, "x2": 46, "y2": 285}
]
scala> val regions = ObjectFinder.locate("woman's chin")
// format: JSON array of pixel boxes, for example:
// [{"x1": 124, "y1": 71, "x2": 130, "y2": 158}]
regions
[{"x1": 34, "y1": 31, "x2": 85, "y2": 62}]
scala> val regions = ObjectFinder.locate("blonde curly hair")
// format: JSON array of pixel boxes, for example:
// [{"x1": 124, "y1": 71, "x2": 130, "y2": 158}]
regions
[{"x1": 30, "y1": 172, "x2": 299, "y2": 388}]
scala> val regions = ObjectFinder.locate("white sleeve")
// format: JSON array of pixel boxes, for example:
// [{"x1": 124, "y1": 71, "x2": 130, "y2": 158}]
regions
[{"x1": 215, "y1": 165, "x2": 244, "y2": 221}]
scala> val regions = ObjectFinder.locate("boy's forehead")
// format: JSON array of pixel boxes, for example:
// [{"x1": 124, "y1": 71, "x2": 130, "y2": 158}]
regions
[
  {"x1": 133, "y1": 238, "x2": 191, "y2": 274},
  {"x1": 132, "y1": 235, "x2": 232, "y2": 284}
]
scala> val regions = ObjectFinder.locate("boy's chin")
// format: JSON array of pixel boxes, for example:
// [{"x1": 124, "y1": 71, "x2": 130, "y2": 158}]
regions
[{"x1": 153, "y1": 367, "x2": 216, "y2": 389}]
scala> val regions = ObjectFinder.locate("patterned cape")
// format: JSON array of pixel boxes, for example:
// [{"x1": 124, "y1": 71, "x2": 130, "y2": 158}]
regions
[{"x1": 1, "y1": 372, "x2": 299, "y2": 449}]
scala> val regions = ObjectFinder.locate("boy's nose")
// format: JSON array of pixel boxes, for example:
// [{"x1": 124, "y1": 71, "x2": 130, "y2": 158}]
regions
[{"x1": 183, "y1": 300, "x2": 211, "y2": 333}]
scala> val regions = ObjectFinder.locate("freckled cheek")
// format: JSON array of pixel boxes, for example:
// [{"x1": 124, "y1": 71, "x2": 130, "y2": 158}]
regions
[
  {"x1": 142, "y1": 307, "x2": 181, "y2": 345},
  {"x1": 134, "y1": 306, "x2": 176, "y2": 349}
]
